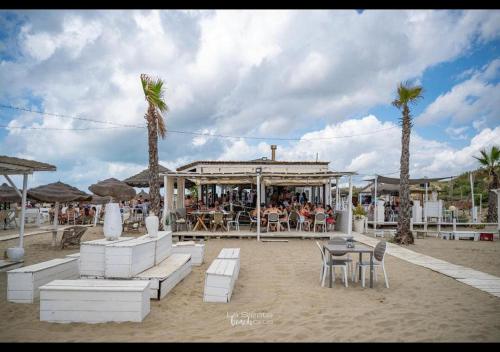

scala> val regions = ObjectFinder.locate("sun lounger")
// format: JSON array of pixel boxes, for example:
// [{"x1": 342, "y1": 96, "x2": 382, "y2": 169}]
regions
[{"x1": 216, "y1": 248, "x2": 240, "y2": 280}]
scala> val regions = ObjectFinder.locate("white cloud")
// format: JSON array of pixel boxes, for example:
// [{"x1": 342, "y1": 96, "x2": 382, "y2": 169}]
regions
[
  {"x1": 417, "y1": 58, "x2": 500, "y2": 126},
  {"x1": 1, "y1": 10, "x2": 500, "y2": 191},
  {"x1": 445, "y1": 126, "x2": 469, "y2": 140}
]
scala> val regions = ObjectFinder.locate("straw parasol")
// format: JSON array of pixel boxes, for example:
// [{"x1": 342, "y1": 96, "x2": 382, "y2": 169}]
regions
[
  {"x1": 0, "y1": 183, "x2": 21, "y2": 203},
  {"x1": 88, "y1": 178, "x2": 136, "y2": 201},
  {"x1": 123, "y1": 165, "x2": 171, "y2": 188},
  {"x1": 89, "y1": 194, "x2": 113, "y2": 205},
  {"x1": 27, "y1": 181, "x2": 92, "y2": 246},
  {"x1": 135, "y1": 189, "x2": 149, "y2": 199}
]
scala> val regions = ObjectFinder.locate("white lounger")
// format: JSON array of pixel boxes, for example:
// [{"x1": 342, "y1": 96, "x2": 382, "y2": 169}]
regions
[
  {"x1": 203, "y1": 259, "x2": 237, "y2": 303},
  {"x1": 135, "y1": 253, "x2": 192, "y2": 300},
  {"x1": 171, "y1": 241, "x2": 205, "y2": 266},
  {"x1": 104, "y1": 236, "x2": 157, "y2": 278},
  {"x1": 216, "y1": 248, "x2": 240, "y2": 280},
  {"x1": 39, "y1": 279, "x2": 150, "y2": 323},
  {"x1": 7, "y1": 257, "x2": 79, "y2": 304},
  {"x1": 137, "y1": 231, "x2": 172, "y2": 265}
]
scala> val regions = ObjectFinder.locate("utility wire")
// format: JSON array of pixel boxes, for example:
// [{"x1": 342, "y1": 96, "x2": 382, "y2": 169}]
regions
[{"x1": 0, "y1": 104, "x2": 399, "y2": 141}]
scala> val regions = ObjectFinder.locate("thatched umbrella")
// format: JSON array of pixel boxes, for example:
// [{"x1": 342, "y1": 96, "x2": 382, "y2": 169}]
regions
[
  {"x1": 0, "y1": 183, "x2": 21, "y2": 203},
  {"x1": 28, "y1": 181, "x2": 92, "y2": 246},
  {"x1": 89, "y1": 194, "x2": 113, "y2": 205},
  {"x1": 89, "y1": 178, "x2": 136, "y2": 201},
  {"x1": 123, "y1": 165, "x2": 171, "y2": 188},
  {"x1": 89, "y1": 178, "x2": 136, "y2": 240},
  {"x1": 135, "y1": 189, "x2": 149, "y2": 200}
]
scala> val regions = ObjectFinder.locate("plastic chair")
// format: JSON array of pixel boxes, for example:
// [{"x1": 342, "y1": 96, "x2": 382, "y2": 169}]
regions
[
  {"x1": 316, "y1": 241, "x2": 348, "y2": 287},
  {"x1": 355, "y1": 240, "x2": 389, "y2": 288},
  {"x1": 267, "y1": 212, "x2": 280, "y2": 232}
]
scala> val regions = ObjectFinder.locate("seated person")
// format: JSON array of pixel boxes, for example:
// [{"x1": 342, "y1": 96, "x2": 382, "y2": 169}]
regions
[{"x1": 315, "y1": 204, "x2": 325, "y2": 213}]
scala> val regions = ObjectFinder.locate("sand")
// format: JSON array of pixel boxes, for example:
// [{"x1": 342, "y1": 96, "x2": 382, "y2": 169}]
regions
[{"x1": 1, "y1": 226, "x2": 500, "y2": 342}]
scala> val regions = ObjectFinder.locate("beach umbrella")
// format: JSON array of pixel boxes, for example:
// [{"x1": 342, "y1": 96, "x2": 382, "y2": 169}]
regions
[
  {"x1": 123, "y1": 165, "x2": 171, "y2": 188},
  {"x1": 135, "y1": 189, "x2": 149, "y2": 199},
  {"x1": 28, "y1": 181, "x2": 92, "y2": 246},
  {"x1": 89, "y1": 178, "x2": 136, "y2": 240},
  {"x1": 89, "y1": 178, "x2": 136, "y2": 201},
  {"x1": 0, "y1": 183, "x2": 21, "y2": 203},
  {"x1": 88, "y1": 194, "x2": 113, "y2": 205}
]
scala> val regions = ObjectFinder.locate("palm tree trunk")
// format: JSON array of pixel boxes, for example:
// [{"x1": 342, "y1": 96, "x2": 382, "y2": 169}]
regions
[
  {"x1": 487, "y1": 173, "x2": 499, "y2": 222},
  {"x1": 395, "y1": 105, "x2": 414, "y2": 245},
  {"x1": 147, "y1": 106, "x2": 161, "y2": 219}
]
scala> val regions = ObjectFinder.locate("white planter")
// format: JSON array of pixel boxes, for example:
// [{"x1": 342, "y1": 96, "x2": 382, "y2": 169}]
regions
[
  {"x1": 353, "y1": 218, "x2": 365, "y2": 233},
  {"x1": 103, "y1": 203, "x2": 122, "y2": 241},
  {"x1": 6, "y1": 247, "x2": 25, "y2": 261},
  {"x1": 145, "y1": 215, "x2": 159, "y2": 238}
]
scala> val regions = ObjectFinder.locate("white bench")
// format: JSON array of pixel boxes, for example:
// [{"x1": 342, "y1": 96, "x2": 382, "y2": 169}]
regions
[
  {"x1": 137, "y1": 231, "x2": 172, "y2": 265},
  {"x1": 7, "y1": 257, "x2": 79, "y2": 303},
  {"x1": 171, "y1": 241, "x2": 205, "y2": 266},
  {"x1": 65, "y1": 253, "x2": 81, "y2": 272},
  {"x1": 39, "y1": 279, "x2": 150, "y2": 323},
  {"x1": 216, "y1": 248, "x2": 240, "y2": 280},
  {"x1": 80, "y1": 237, "x2": 133, "y2": 277},
  {"x1": 203, "y1": 259, "x2": 237, "y2": 303},
  {"x1": 104, "y1": 236, "x2": 157, "y2": 278},
  {"x1": 135, "y1": 253, "x2": 192, "y2": 300},
  {"x1": 453, "y1": 231, "x2": 479, "y2": 241}
]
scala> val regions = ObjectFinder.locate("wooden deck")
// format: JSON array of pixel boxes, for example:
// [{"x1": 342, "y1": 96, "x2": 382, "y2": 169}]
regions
[
  {"x1": 173, "y1": 229, "x2": 344, "y2": 240},
  {"x1": 352, "y1": 232, "x2": 500, "y2": 298}
]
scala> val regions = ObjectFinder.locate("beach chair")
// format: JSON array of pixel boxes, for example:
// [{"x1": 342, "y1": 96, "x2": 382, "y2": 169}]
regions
[
  {"x1": 297, "y1": 214, "x2": 310, "y2": 231},
  {"x1": 123, "y1": 212, "x2": 141, "y2": 232},
  {"x1": 175, "y1": 208, "x2": 190, "y2": 231},
  {"x1": 5, "y1": 210, "x2": 17, "y2": 229},
  {"x1": 211, "y1": 212, "x2": 226, "y2": 232},
  {"x1": 267, "y1": 212, "x2": 280, "y2": 232},
  {"x1": 60, "y1": 226, "x2": 88, "y2": 249},
  {"x1": 288, "y1": 210, "x2": 299, "y2": 229},
  {"x1": 355, "y1": 240, "x2": 389, "y2": 288},
  {"x1": 316, "y1": 241, "x2": 349, "y2": 287},
  {"x1": 227, "y1": 211, "x2": 242, "y2": 231},
  {"x1": 279, "y1": 210, "x2": 290, "y2": 231},
  {"x1": 249, "y1": 213, "x2": 258, "y2": 231},
  {"x1": 328, "y1": 237, "x2": 353, "y2": 279},
  {"x1": 313, "y1": 213, "x2": 327, "y2": 233}
]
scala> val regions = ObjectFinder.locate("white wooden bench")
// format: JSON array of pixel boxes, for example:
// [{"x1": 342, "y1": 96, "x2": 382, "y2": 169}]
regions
[
  {"x1": 7, "y1": 257, "x2": 79, "y2": 303},
  {"x1": 203, "y1": 259, "x2": 237, "y2": 303},
  {"x1": 80, "y1": 237, "x2": 133, "y2": 278},
  {"x1": 65, "y1": 252, "x2": 81, "y2": 272},
  {"x1": 135, "y1": 253, "x2": 192, "y2": 300},
  {"x1": 39, "y1": 279, "x2": 150, "y2": 323},
  {"x1": 137, "y1": 231, "x2": 172, "y2": 265},
  {"x1": 171, "y1": 241, "x2": 205, "y2": 266},
  {"x1": 216, "y1": 248, "x2": 240, "y2": 280},
  {"x1": 453, "y1": 231, "x2": 479, "y2": 241},
  {"x1": 104, "y1": 236, "x2": 157, "y2": 278}
]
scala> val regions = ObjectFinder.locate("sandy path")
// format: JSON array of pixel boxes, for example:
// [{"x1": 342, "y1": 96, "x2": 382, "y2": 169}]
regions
[{"x1": 1, "y1": 227, "x2": 499, "y2": 342}]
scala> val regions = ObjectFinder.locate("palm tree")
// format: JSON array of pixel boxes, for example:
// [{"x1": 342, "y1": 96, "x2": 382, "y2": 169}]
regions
[
  {"x1": 473, "y1": 146, "x2": 500, "y2": 222},
  {"x1": 140, "y1": 74, "x2": 168, "y2": 221},
  {"x1": 392, "y1": 82, "x2": 423, "y2": 245}
]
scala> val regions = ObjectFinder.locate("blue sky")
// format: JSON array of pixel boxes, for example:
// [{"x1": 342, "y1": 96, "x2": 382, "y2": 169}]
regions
[{"x1": 0, "y1": 10, "x2": 499, "y2": 191}]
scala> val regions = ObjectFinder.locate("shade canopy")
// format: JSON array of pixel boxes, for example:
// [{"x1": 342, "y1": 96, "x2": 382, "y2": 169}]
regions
[
  {"x1": 27, "y1": 181, "x2": 92, "y2": 203},
  {"x1": 88, "y1": 194, "x2": 113, "y2": 205},
  {"x1": 123, "y1": 165, "x2": 172, "y2": 187},
  {"x1": 368, "y1": 175, "x2": 451, "y2": 185},
  {"x1": 0, "y1": 155, "x2": 56, "y2": 175},
  {"x1": 0, "y1": 183, "x2": 21, "y2": 202},
  {"x1": 89, "y1": 178, "x2": 136, "y2": 201}
]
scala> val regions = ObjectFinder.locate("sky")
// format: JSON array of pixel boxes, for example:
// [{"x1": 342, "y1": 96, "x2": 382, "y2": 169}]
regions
[{"x1": 0, "y1": 10, "x2": 499, "y2": 192}]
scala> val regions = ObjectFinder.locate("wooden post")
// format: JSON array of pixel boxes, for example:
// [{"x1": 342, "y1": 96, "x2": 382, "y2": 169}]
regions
[
  {"x1": 374, "y1": 176, "x2": 378, "y2": 231},
  {"x1": 470, "y1": 172, "x2": 476, "y2": 223},
  {"x1": 335, "y1": 177, "x2": 340, "y2": 210},
  {"x1": 410, "y1": 217, "x2": 414, "y2": 232},
  {"x1": 257, "y1": 173, "x2": 261, "y2": 241},
  {"x1": 178, "y1": 177, "x2": 186, "y2": 208},
  {"x1": 52, "y1": 201, "x2": 59, "y2": 247},
  {"x1": 161, "y1": 175, "x2": 168, "y2": 228},
  {"x1": 16, "y1": 174, "x2": 28, "y2": 250},
  {"x1": 452, "y1": 217, "x2": 457, "y2": 232},
  {"x1": 348, "y1": 175, "x2": 353, "y2": 236}
]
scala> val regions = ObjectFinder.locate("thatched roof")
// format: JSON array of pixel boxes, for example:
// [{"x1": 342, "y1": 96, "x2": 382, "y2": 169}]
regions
[
  {"x1": 123, "y1": 165, "x2": 171, "y2": 187},
  {"x1": 28, "y1": 182, "x2": 92, "y2": 203},
  {"x1": 0, "y1": 155, "x2": 56, "y2": 175},
  {"x1": 0, "y1": 183, "x2": 21, "y2": 202},
  {"x1": 135, "y1": 189, "x2": 149, "y2": 199},
  {"x1": 88, "y1": 194, "x2": 113, "y2": 205},
  {"x1": 89, "y1": 178, "x2": 136, "y2": 201}
]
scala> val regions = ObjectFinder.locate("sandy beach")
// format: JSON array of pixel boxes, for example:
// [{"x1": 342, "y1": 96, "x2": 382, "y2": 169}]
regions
[{"x1": 1, "y1": 226, "x2": 500, "y2": 342}]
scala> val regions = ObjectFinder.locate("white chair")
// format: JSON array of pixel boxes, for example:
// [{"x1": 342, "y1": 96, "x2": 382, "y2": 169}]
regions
[
  {"x1": 297, "y1": 214, "x2": 311, "y2": 231},
  {"x1": 316, "y1": 241, "x2": 348, "y2": 287},
  {"x1": 355, "y1": 240, "x2": 389, "y2": 288},
  {"x1": 328, "y1": 237, "x2": 354, "y2": 280},
  {"x1": 314, "y1": 212, "x2": 327, "y2": 233},
  {"x1": 267, "y1": 212, "x2": 280, "y2": 232},
  {"x1": 279, "y1": 210, "x2": 290, "y2": 231},
  {"x1": 227, "y1": 211, "x2": 242, "y2": 231}
]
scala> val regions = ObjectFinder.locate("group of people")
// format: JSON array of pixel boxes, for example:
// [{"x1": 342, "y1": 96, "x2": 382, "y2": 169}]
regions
[
  {"x1": 48, "y1": 203, "x2": 98, "y2": 225},
  {"x1": 249, "y1": 202, "x2": 336, "y2": 231}
]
